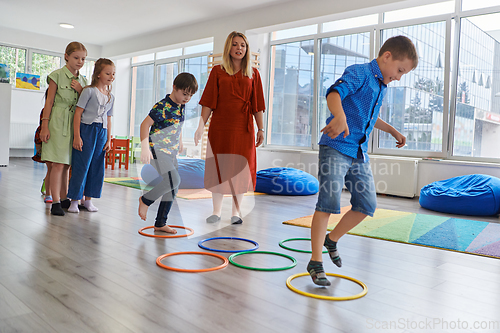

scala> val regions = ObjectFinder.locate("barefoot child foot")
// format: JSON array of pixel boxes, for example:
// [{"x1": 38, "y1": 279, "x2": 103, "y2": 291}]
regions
[
  {"x1": 153, "y1": 225, "x2": 178, "y2": 234},
  {"x1": 138, "y1": 197, "x2": 149, "y2": 221}
]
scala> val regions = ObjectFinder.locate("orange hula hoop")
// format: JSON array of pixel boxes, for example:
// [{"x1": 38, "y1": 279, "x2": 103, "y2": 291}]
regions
[
  {"x1": 138, "y1": 225, "x2": 194, "y2": 238},
  {"x1": 156, "y1": 251, "x2": 229, "y2": 273}
]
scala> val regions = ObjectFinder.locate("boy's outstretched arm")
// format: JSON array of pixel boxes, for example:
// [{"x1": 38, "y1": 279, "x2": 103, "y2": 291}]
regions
[
  {"x1": 321, "y1": 91, "x2": 349, "y2": 139},
  {"x1": 374, "y1": 118, "x2": 406, "y2": 148}
]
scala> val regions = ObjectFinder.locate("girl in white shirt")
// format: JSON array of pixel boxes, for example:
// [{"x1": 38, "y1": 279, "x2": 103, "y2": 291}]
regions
[{"x1": 67, "y1": 58, "x2": 115, "y2": 213}]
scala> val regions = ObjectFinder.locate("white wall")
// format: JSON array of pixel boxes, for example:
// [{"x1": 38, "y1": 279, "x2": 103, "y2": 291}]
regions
[{"x1": 110, "y1": 58, "x2": 131, "y2": 137}]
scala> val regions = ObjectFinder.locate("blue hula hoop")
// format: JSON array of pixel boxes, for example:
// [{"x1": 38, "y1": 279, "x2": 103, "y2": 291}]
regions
[{"x1": 198, "y1": 237, "x2": 259, "y2": 253}]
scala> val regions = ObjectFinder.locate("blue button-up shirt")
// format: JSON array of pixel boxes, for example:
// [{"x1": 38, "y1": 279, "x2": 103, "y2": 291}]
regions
[{"x1": 319, "y1": 59, "x2": 386, "y2": 161}]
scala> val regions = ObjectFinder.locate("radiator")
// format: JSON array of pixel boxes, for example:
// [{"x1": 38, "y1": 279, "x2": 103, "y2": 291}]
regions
[
  {"x1": 9, "y1": 123, "x2": 38, "y2": 149},
  {"x1": 369, "y1": 155, "x2": 419, "y2": 198}
]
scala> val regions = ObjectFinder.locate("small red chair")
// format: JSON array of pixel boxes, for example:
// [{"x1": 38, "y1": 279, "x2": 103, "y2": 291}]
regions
[{"x1": 106, "y1": 138, "x2": 130, "y2": 170}]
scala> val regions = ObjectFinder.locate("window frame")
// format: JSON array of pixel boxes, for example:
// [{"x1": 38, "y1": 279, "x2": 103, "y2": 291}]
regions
[
  {"x1": 370, "y1": 14, "x2": 454, "y2": 159},
  {"x1": 128, "y1": 48, "x2": 212, "y2": 139},
  {"x1": 264, "y1": 0, "x2": 500, "y2": 163}
]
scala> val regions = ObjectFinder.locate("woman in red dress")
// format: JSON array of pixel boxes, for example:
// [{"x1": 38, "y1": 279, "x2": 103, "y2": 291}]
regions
[{"x1": 195, "y1": 31, "x2": 266, "y2": 224}]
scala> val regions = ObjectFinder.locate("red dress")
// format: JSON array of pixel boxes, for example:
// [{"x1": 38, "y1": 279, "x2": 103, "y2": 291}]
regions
[{"x1": 199, "y1": 65, "x2": 265, "y2": 194}]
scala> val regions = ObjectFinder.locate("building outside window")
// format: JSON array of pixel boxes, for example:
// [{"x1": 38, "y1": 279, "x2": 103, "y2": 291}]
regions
[
  {"x1": 268, "y1": 39, "x2": 314, "y2": 147},
  {"x1": 378, "y1": 21, "x2": 447, "y2": 153}
]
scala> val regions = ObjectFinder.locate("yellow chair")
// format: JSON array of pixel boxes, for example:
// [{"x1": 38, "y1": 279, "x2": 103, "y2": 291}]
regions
[{"x1": 130, "y1": 136, "x2": 141, "y2": 163}]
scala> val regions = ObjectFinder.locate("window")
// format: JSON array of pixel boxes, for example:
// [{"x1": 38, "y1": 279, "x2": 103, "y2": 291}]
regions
[
  {"x1": 271, "y1": 25, "x2": 318, "y2": 41},
  {"x1": 183, "y1": 56, "x2": 208, "y2": 141},
  {"x1": 462, "y1": 0, "x2": 499, "y2": 11},
  {"x1": 378, "y1": 22, "x2": 447, "y2": 152},
  {"x1": 157, "y1": 62, "x2": 179, "y2": 99},
  {"x1": 132, "y1": 53, "x2": 154, "y2": 64},
  {"x1": 80, "y1": 60, "x2": 96, "y2": 85},
  {"x1": 31, "y1": 52, "x2": 61, "y2": 90},
  {"x1": 0, "y1": 44, "x2": 26, "y2": 85},
  {"x1": 156, "y1": 48, "x2": 182, "y2": 60},
  {"x1": 453, "y1": 12, "x2": 500, "y2": 158},
  {"x1": 268, "y1": 39, "x2": 314, "y2": 147},
  {"x1": 129, "y1": 42, "x2": 213, "y2": 140},
  {"x1": 130, "y1": 64, "x2": 154, "y2": 137},
  {"x1": 384, "y1": 1, "x2": 454, "y2": 23},
  {"x1": 318, "y1": 32, "x2": 371, "y2": 141},
  {"x1": 185, "y1": 43, "x2": 213, "y2": 55},
  {"x1": 322, "y1": 14, "x2": 378, "y2": 33}
]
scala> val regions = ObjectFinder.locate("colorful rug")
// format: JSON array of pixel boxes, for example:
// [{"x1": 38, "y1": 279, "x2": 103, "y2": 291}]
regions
[
  {"x1": 103, "y1": 177, "x2": 265, "y2": 200},
  {"x1": 283, "y1": 207, "x2": 500, "y2": 259}
]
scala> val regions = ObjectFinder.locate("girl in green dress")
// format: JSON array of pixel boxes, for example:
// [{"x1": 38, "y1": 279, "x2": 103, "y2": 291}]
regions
[{"x1": 40, "y1": 42, "x2": 88, "y2": 216}]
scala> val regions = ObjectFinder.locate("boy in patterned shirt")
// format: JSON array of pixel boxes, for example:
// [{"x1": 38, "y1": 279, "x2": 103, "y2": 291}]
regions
[
  {"x1": 138, "y1": 72, "x2": 198, "y2": 233},
  {"x1": 308, "y1": 36, "x2": 418, "y2": 286}
]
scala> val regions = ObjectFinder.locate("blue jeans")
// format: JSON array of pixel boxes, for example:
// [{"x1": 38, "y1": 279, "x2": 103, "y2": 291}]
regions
[
  {"x1": 68, "y1": 123, "x2": 107, "y2": 200},
  {"x1": 315, "y1": 145, "x2": 377, "y2": 217},
  {"x1": 141, "y1": 151, "x2": 181, "y2": 227}
]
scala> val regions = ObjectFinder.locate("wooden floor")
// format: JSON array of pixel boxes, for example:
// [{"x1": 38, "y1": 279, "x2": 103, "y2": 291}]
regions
[{"x1": 1, "y1": 158, "x2": 500, "y2": 333}]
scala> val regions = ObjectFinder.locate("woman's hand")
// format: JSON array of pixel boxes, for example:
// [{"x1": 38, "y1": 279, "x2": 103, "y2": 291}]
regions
[
  {"x1": 256, "y1": 130, "x2": 264, "y2": 147},
  {"x1": 194, "y1": 126, "x2": 204, "y2": 146},
  {"x1": 73, "y1": 136, "x2": 83, "y2": 151}
]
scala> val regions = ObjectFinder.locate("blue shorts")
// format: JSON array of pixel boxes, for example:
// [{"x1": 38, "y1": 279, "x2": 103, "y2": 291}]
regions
[{"x1": 315, "y1": 145, "x2": 377, "y2": 217}]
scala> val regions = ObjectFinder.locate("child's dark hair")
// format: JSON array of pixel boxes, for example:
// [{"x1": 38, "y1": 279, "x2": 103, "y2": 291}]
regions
[
  {"x1": 379, "y1": 35, "x2": 418, "y2": 69},
  {"x1": 173, "y1": 72, "x2": 198, "y2": 95}
]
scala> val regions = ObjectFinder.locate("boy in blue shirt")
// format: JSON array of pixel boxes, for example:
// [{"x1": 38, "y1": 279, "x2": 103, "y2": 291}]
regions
[
  {"x1": 138, "y1": 72, "x2": 198, "y2": 233},
  {"x1": 308, "y1": 36, "x2": 418, "y2": 286}
]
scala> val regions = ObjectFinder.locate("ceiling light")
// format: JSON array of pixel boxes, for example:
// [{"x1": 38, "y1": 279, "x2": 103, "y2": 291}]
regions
[{"x1": 59, "y1": 23, "x2": 74, "y2": 29}]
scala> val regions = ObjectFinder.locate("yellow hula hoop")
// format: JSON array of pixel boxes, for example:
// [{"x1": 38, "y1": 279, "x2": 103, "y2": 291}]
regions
[{"x1": 286, "y1": 272, "x2": 368, "y2": 301}]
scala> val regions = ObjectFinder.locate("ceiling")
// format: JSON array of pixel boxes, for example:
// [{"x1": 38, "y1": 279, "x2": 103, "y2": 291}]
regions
[{"x1": 0, "y1": 0, "x2": 294, "y2": 46}]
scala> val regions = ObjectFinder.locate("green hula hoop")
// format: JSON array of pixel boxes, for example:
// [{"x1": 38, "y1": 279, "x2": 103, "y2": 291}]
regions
[
  {"x1": 279, "y1": 238, "x2": 328, "y2": 254},
  {"x1": 228, "y1": 251, "x2": 297, "y2": 271}
]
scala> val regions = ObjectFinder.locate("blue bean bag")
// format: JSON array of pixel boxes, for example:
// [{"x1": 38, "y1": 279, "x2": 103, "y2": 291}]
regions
[
  {"x1": 178, "y1": 158, "x2": 205, "y2": 189},
  {"x1": 255, "y1": 167, "x2": 319, "y2": 195},
  {"x1": 141, "y1": 158, "x2": 205, "y2": 189},
  {"x1": 419, "y1": 174, "x2": 500, "y2": 216}
]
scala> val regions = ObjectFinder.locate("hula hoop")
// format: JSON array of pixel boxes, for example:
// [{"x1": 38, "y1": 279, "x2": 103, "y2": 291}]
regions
[
  {"x1": 138, "y1": 225, "x2": 194, "y2": 238},
  {"x1": 286, "y1": 272, "x2": 368, "y2": 301},
  {"x1": 228, "y1": 251, "x2": 297, "y2": 271},
  {"x1": 156, "y1": 251, "x2": 228, "y2": 273},
  {"x1": 198, "y1": 237, "x2": 259, "y2": 253},
  {"x1": 279, "y1": 238, "x2": 328, "y2": 254}
]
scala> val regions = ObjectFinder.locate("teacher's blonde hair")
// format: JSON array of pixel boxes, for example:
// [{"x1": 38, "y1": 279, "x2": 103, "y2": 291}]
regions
[{"x1": 222, "y1": 31, "x2": 253, "y2": 79}]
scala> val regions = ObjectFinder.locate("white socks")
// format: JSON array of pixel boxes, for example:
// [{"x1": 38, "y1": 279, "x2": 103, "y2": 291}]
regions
[
  {"x1": 83, "y1": 200, "x2": 98, "y2": 212},
  {"x1": 68, "y1": 200, "x2": 79, "y2": 213},
  {"x1": 68, "y1": 199, "x2": 98, "y2": 213}
]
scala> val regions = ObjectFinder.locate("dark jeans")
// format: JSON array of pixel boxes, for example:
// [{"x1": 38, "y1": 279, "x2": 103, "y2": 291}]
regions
[{"x1": 141, "y1": 151, "x2": 180, "y2": 227}]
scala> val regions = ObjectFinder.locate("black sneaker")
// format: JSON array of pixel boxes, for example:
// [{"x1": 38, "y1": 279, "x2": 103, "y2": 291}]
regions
[
  {"x1": 60, "y1": 198, "x2": 71, "y2": 209},
  {"x1": 51, "y1": 202, "x2": 65, "y2": 216}
]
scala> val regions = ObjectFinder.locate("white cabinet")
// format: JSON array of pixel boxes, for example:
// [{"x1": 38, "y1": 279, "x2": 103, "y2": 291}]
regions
[{"x1": 0, "y1": 83, "x2": 12, "y2": 166}]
